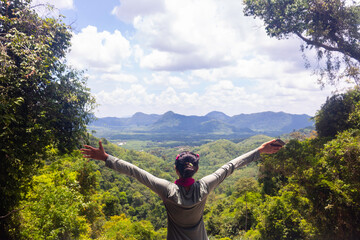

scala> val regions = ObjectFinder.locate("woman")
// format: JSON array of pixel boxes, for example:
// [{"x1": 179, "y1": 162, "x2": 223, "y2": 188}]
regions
[{"x1": 81, "y1": 139, "x2": 282, "y2": 240}]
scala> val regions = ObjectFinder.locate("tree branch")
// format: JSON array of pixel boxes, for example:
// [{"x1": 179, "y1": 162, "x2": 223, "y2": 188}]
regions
[
  {"x1": 0, "y1": 205, "x2": 30, "y2": 219},
  {"x1": 295, "y1": 32, "x2": 360, "y2": 62},
  {"x1": 295, "y1": 32, "x2": 340, "y2": 52},
  {"x1": 0, "y1": 195, "x2": 43, "y2": 220}
]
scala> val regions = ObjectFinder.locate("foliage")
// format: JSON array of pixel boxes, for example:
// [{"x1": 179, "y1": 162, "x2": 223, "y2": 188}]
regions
[
  {"x1": 255, "y1": 130, "x2": 360, "y2": 239},
  {"x1": 255, "y1": 191, "x2": 315, "y2": 240},
  {"x1": 18, "y1": 152, "x2": 103, "y2": 239},
  {"x1": 0, "y1": 0, "x2": 94, "y2": 237},
  {"x1": 243, "y1": 0, "x2": 360, "y2": 86},
  {"x1": 14, "y1": 145, "x2": 172, "y2": 239},
  {"x1": 314, "y1": 87, "x2": 360, "y2": 137},
  {"x1": 280, "y1": 126, "x2": 317, "y2": 141},
  {"x1": 204, "y1": 178, "x2": 262, "y2": 239},
  {"x1": 102, "y1": 214, "x2": 166, "y2": 240},
  {"x1": 313, "y1": 129, "x2": 360, "y2": 239}
]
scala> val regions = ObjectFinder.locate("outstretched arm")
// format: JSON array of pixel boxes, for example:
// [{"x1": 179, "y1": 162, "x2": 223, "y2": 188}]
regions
[
  {"x1": 200, "y1": 139, "x2": 283, "y2": 193},
  {"x1": 80, "y1": 141, "x2": 109, "y2": 161},
  {"x1": 81, "y1": 141, "x2": 170, "y2": 199}
]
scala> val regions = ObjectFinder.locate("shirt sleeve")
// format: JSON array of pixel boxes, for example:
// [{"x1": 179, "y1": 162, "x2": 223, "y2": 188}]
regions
[
  {"x1": 199, "y1": 148, "x2": 261, "y2": 193},
  {"x1": 105, "y1": 155, "x2": 171, "y2": 199}
]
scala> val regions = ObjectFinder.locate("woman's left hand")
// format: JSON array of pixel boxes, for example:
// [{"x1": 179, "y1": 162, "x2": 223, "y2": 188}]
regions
[
  {"x1": 80, "y1": 140, "x2": 109, "y2": 161},
  {"x1": 258, "y1": 139, "x2": 284, "y2": 154}
]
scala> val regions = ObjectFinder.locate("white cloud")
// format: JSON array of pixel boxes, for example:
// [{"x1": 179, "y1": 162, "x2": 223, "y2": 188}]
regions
[
  {"x1": 101, "y1": 73, "x2": 138, "y2": 83},
  {"x1": 144, "y1": 73, "x2": 189, "y2": 89},
  {"x1": 93, "y1": 74, "x2": 335, "y2": 117},
  {"x1": 96, "y1": 84, "x2": 150, "y2": 106},
  {"x1": 132, "y1": 0, "x2": 239, "y2": 71},
  {"x1": 133, "y1": 45, "x2": 144, "y2": 63},
  {"x1": 200, "y1": 81, "x2": 249, "y2": 106},
  {"x1": 111, "y1": 0, "x2": 165, "y2": 23},
  {"x1": 68, "y1": 26, "x2": 131, "y2": 73},
  {"x1": 190, "y1": 54, "x2": 304, "y2": 85},
  {"x1": 110, "y1": 0, "x2": 304, "y2": 73}
]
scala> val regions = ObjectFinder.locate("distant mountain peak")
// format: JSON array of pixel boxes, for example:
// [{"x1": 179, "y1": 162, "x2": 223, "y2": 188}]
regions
[
  {"x1": 206, "y1": 111, "x2": 229, "y2": 117},
  {"x1": 163, "y1": 111, "x2": 177, "y2": 116},
  {"x1": 132, "y1": 112, "x2": 146, "y2": 117},
  {"x1": 206, "y1": 111, "x2": 230, "y2": 121}
]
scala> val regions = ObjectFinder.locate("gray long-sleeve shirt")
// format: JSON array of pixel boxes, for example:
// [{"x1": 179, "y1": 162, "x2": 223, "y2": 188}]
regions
[{"x1": 105, "y1": 148, "x2": 261, "y2": 240}]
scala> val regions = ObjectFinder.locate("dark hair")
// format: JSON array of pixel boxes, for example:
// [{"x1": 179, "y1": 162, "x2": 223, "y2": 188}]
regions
[{"x1": 175, "y1": 151, "x2": 199, "y2": 178}]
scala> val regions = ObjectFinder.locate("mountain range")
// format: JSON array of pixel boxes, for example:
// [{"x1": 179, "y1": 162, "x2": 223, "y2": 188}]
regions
[{"x1": 89, "y1": 111, "x2": 314, "y2": 138}]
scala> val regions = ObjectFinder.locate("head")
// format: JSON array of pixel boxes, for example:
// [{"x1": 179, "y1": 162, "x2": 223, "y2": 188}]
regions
[{"x1": 175, "y1": 151, "x2": 199, "y2": 178}]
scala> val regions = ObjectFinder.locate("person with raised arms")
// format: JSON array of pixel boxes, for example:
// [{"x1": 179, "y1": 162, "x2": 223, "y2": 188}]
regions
[{"x1": 81, "y1": 139, "x2": 283, "y2": 240}]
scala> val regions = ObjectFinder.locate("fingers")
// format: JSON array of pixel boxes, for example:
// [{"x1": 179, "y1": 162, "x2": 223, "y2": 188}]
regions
[
  {"x1": 80, "y1": 148, "x2": 92, "y2": 153},
  {"x1": 80, "y1": 149, "x2": 92, "y2": 157},
  {"x1": 259, "y1": 139, "x2": 284, "y2": 154},
  {"x1": 262, "y1": 139, "x2": 276, "y2": 146},
  {"x1": 83, "y1": 145, "x2": 95, "y2": 150},
  {"x1": 99, "y1": 140, "x2": 104, "y2": 151},
  {"x1": 266, "y1": 139, "x2": 277, "y2": 145},
  {"x1": 81, "y1": 150, "x2": 92, "y2": 157},
  {"x1": 80, "y1": 146, "x2": 95, "y2": 159}
]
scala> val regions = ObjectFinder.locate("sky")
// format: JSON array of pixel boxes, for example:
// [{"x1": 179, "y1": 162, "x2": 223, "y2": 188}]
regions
[{"x1": 33, "y1": 0, "x2": 352, "y2": 118}]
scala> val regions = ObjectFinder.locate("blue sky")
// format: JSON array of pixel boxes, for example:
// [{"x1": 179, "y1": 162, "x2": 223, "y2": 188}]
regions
[{"x1": 34, "y1": 0, "x2": 349, "y2": 118}]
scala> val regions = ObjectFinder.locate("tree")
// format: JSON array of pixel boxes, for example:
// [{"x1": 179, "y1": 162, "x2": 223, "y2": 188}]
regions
[
  {"x1": 243, "y1": 0, "x2": 360, "y2": 86},
  {"x1": 313, "y1": 129, "x2": 360, "y2": 239},
  {"x1": 102, "y1": 214, "x2": 165, "y2": 240},
  {"x1": 0, "y1": 0, "x2": 95, "y2": 237},
  {"x1": 314, "y1": 87, "x2": 360, "y2": 137},
  {"x1": 257, "y1": 128, "x2": 360, "y2": 238},
  {"x1": 256, "y1": 193, "x2": 315, "y2": 240}
]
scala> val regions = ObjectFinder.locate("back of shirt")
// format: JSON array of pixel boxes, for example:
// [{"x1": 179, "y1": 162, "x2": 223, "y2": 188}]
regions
[{"x1": 163, "y1": 181, "x2": 209, "y2": 240}]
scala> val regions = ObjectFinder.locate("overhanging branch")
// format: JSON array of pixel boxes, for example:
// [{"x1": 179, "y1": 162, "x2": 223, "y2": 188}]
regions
[
  {"x1": 296, "y1": 32, "x2": 360, "y2": 62},
  {"x1": 295, "y1": 32, "x2": 340, "y2": 52}
]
